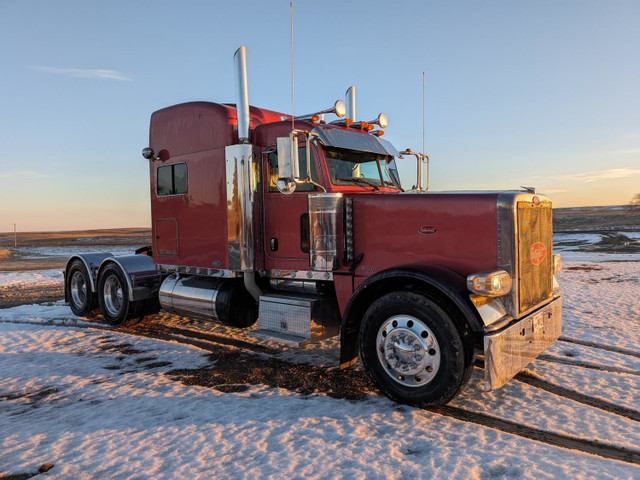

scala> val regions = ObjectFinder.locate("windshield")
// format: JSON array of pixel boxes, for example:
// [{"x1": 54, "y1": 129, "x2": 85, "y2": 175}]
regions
[{"x1": 324, "y1": 147, "x2": 401, "y2": 190}]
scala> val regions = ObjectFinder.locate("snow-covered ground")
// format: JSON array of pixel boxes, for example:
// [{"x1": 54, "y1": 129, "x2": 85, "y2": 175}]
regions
[
  {"x1": 0, "y1": 270, "x2": 63, "y2": 290},
  {"x1": 1, "y1": 257, "x2": 639, "y2": 478}
]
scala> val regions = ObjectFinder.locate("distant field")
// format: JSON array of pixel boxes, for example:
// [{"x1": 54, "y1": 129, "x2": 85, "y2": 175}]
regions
[
  {"x1": 0, "y1": 227, "x2": 151, "y2": 246},
  {"x1": 0, "y1": 228, "x2": 151, "y2": 271},
  {"x1": 553, "y1": 206, "x2": 639, "y2": 233}
]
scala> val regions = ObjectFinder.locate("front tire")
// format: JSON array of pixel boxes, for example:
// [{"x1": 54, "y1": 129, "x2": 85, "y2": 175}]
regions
[
  {"x1": 359, "y1": 291, "x2": 472, "y2": 406},
  {"x1": 66, "y1": 260, "x2": 97, "y2": 316},
  {"x1": 97, "y1": 264, "x2": 142, "y2": 326}
]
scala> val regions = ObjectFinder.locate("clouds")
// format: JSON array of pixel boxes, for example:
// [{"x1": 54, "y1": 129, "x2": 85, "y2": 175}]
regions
[
  {"x1": 563, "y1": 168, "x2": 640, "y2": 183},
  {"x1": 30, "y1": 66, "x2": 131, "y2": 81}
]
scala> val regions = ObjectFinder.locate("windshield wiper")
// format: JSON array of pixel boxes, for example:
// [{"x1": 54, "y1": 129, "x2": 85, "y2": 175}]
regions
[
  {"x1": 382, "y1": 179, "x2": 404, "y2": 191},
  {"x1": 336, "y1": 177, "x2": 379, "y2": 190}
]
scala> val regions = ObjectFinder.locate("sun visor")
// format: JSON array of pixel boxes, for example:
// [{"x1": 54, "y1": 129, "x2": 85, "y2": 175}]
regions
[{"x1": 312, "y1": 126, "x2": 397, "y2": 157}]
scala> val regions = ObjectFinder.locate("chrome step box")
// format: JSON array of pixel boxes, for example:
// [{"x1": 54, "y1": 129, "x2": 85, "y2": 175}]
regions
[{"x1": 252, "y1": 294, "x2": 339, "y2": 346}]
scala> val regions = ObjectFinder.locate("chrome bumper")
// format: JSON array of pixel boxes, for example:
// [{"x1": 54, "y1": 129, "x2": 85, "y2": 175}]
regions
[{"x1": 484, "y1": 296, "x2": 562, "y2": 391}]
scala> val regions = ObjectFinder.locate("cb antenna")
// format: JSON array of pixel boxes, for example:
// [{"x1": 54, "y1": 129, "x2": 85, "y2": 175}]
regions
[
  {"x1": 290, "y1": 2, "x2": 295, "y2": 132},
  {"x1": 422, "y1": 71, "x2": 425, "y2": 157},
  {"x1": 423, "y1": 71, "x2": 429, "y2": 190}
]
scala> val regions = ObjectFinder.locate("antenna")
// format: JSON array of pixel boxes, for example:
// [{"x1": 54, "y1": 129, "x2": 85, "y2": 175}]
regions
[
  {"x1": 422, "y1": 72, "x2": 425, "y2": 156},
  {"x1": 290, "y1": 2, "x2": 295, "y2": 132},
  {"x1": 423, "y1": 71, "x2": 430, "y2": 191}
]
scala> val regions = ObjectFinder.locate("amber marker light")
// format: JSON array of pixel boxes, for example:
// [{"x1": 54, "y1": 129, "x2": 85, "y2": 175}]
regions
[
  {"x1": 553, "y1": 254, "x2": 562, "y2": 273},
  {"x1": 466, "y1": 270, "x2": 512, "y2": 297},
  {"x1": 345, "y1": 118, "x2": 353, "y2": 126},
  {"x1": 370, "y1": 130, "x2": 384, "y2": 136}
]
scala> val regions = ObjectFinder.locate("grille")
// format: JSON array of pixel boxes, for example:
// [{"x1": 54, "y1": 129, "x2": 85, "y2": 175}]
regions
[{"x1": 517, "y1": 201, "x2": 553, "y2": 314}]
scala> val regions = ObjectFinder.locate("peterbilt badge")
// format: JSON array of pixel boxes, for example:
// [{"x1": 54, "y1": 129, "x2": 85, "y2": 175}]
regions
[
  {"x1": 418, "y1": 226, "x2": 438, "y2": 235},
  {"x1": 530, "y1": 242, "x2": 547, "y2": 265}
]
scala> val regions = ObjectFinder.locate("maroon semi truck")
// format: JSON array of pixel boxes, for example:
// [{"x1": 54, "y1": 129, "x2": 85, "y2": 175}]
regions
[{"x1": 64, "y1": 46, "x2": 562, "y2": 406}]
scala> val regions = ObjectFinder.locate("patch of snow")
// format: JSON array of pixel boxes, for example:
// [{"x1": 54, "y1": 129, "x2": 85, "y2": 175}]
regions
[{"x1": 0, "y1": 269, "x2": 63, "y2": 289}]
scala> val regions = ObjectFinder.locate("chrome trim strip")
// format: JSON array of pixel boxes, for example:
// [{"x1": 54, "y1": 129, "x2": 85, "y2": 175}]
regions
[
  {"x1": 482, "y1": 316, "x2": 514, "y2": 334},
  {"x1": 266, "y1": 269, "x2": 333, "y2": 281},
  {"x1": 156, "y1": 264, "x2": 239, "y2": 278}
]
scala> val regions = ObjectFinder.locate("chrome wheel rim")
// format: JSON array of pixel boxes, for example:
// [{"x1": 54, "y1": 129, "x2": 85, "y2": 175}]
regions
[
  {"x1": 70, "y1": 270, "x2": 87, "y2": 308},
  {"x1": 376, "y1": 315, "x2": 441, "y2": 387},
  {"x1": 103, "y1": 275, "x2": 124, "y2": 317}
]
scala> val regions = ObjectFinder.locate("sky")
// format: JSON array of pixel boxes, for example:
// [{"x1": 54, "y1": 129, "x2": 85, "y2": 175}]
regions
[{"x1": 0, "y1": 0, "x2": 639, "y2": 231}]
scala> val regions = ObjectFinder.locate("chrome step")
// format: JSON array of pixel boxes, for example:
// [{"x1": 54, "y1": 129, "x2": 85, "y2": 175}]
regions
[
  {"x1": 252, "y1": 293, "x2": 340, "y2": 346},
  {"x1": 250, "y1": 329, "x2": 310, "y2": 347}
]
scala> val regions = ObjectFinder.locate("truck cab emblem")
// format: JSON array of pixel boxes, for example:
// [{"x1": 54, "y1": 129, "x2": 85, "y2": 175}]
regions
[
  {"x1": 418, "y1": 226, "x2": 438, "y2": 235},
  {"x1": 530, "y1": 242, "x2": 547, "y2": 265}
]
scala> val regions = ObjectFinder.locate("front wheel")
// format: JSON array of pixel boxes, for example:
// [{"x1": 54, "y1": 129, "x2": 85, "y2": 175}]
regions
[
  {"x1": 359, "y1": 291, "x2": 472, "y2": 406},
  {"x1": 97, "y1": 264, "x2": 142, "y2": 326}
]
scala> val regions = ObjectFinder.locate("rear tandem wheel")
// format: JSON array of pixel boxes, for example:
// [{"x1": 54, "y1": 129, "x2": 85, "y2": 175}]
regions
[
  {"x1": 66, "y1": 260, "x2": 97, "y2": 316},
  {"x1": 97, "y1": 264, "x2": 144, "y2": 326}
]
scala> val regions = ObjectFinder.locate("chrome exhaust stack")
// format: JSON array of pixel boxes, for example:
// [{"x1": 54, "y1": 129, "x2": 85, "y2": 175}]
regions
[
  {"x1": 229, "y1": 46, "x2": 262, "y2": 300},
  {"x1": 233, "y1": 46, "x2": 251, "y2": 144},
  {"x1": 345, "y1": 85, "x2": 356, "y2": 123}
]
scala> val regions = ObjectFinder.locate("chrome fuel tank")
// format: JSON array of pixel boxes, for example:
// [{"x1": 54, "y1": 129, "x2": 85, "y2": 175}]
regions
[{"x1": 159, "y1": 274, "x2": 227, "y2": 321}]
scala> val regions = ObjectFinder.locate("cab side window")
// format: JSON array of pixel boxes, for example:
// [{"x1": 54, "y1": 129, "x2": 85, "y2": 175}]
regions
[{"x1": 157, "y1": 163, "x2": 187, "y2": 196}]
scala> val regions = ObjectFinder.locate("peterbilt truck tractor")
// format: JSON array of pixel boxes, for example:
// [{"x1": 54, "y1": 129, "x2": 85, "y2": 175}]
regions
[{"x1": 64, "y1": 46, "x2": 562, "y2": 406}]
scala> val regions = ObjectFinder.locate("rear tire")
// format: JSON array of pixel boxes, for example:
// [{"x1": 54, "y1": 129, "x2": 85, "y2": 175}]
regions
[
  {"x1": 97, "y1": 264, "x2": 143, "y2": 326},
  {"x1": 359, "y1": 291, "x2": 472, "y2": 406},
  {"x1": 66, "y1": 260, "x2": 97, "y2": 316}
]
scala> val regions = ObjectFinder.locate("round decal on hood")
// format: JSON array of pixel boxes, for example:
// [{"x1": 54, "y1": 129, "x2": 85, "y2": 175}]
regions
[{"x1": 530, "y1": 242, "x2": 547, "y2": 265}]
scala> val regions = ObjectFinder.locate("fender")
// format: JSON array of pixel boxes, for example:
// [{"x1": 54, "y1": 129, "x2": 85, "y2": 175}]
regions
[
  {"x1": 339, "y1": 265, "x2": 483, "y2": 368},
  {"x1": 65, "y1": 252, "x2": 115, "y2": 295},
  {"x1": 97, "y1": 254, "x2": 161, "y2": 302}
]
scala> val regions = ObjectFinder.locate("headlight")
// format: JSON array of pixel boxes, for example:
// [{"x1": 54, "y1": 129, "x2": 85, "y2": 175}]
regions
[{"x1": 467, "y1": 270, "x2": 512, "y2": 297}]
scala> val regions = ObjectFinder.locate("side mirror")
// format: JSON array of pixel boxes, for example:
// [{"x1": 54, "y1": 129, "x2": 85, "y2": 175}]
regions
[{"x1": 276, "y1": 136, "x2": 299, "y2": 194}]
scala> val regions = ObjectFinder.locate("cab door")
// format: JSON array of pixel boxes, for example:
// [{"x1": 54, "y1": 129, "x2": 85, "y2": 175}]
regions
[{"x1": 262, "y1": 145, "x2": 322, "y2": 271}]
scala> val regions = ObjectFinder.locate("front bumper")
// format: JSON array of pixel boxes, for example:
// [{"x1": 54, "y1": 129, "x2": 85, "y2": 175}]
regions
[{"x1": 483, "y1": 296, "x2": 562, "y2": 391}]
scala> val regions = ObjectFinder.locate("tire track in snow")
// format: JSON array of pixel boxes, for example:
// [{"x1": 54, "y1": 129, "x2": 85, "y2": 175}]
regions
[
  {"x1": 538, "y1": 355, "x2": 640, "y2": 376},
  {"x1": 430, "y1": 406, "x2": 640, "y2": 465},
  {"x1": 472, "y1": 359, "x2": 640, "y2": 423},
  {"x1": 558, "y1": 336, "x2": 640, "y2": 359},
  {"x1": 118, "y1": 323, "x2": 640, "y2": 466},
  {"x1": 514, "y1": 372, "x2": 640, "y2": 423}
]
